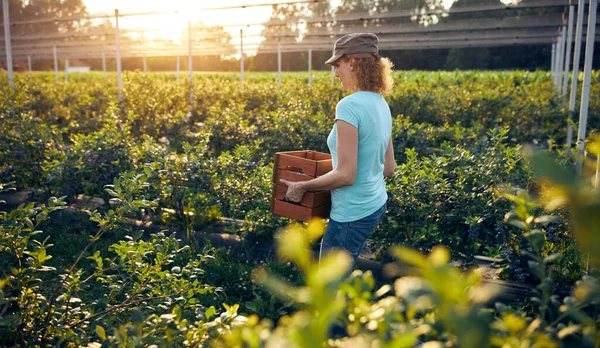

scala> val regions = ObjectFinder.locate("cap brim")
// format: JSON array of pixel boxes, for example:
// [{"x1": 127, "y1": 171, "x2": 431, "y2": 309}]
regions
[{"x1": 325, "y1": 53, "x2": 344, "y2": 66}]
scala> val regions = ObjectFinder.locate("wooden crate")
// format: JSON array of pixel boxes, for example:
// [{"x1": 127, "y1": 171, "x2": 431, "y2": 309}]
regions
[{"x1": 270, "y1": 150, "x2": 333, "y2": 222}]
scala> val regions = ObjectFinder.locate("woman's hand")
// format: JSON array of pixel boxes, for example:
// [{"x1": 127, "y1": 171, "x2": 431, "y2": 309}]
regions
[{"x1": 280, "y1": 179, "x2": 307, "y2": 203}]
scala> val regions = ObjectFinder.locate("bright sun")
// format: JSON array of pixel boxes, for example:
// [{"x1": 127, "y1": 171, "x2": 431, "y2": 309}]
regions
[{"x1": 84, "y1": 0, "x2": 272, "y2": 51}]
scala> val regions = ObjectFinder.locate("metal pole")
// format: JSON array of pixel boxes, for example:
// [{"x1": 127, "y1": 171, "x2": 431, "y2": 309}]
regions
[
  {"x1": 557, "y1": 22, "x2": 566, "y2": 94},
  {"x1": 576, "y1": 0, "x2": 597, "y2": 175},
  {"x1": 53, "y1": 45, "x2": 58, "y2": 83},
  {"x1": 556, "y1": 28, "x2": 567, "y2": 95},
  {"x1": 64, "y1": 58, "x2": 68, "y2": 82},
  {"x1": 102, "y1": 48, "x2": 106, "y2": 78},
  {"x1": 331, "y1": 48, "x2": 335, "y2": 86},
  {"x1": 551, "y1": 43, "x2": 556, "y2": 84},
  {"x1": 568, "y1": 0, "x2": 586, "y2": 148},
  {"x1": 27, "y1": 55, "x2": 31, "y2": 72},
  {"x1": 115, "y1": 9, "x2": 122, "y2": 102},
  {"x1": 2, "y1": 0, "x2": 13, "y2": 88},
  {"x1": 277, "y1": 43, "x2": 281, "y2": 87},
  {"x1": 143, "y1": 54, "x2": 147, "y2": 73},
  {"x1": 176, "y1": 55, "x2": 180, "y2": 82},
  {"x1": 554, "y1": 38, "x2": 561, "y2": 88},
  {"x1": 188, "y1": 21, "x2": 193, "y2": 114},
  {"x1": 240, "y1": 29, "x2": 244, "y2": 90},
  {"x1": 308, "y1": 47, "x2": 312, "y2": 87},
  {"x1": 562, "y1": 7, "x2": 574, "y2": 107},
  {"x1": 596, "y1": 155, "x2": 600, "y2": 189}
]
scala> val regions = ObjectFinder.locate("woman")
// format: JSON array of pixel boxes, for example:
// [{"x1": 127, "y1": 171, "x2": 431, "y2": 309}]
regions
[{"x1": 281, "y1": 32, "x2": 395, "y2": 273}]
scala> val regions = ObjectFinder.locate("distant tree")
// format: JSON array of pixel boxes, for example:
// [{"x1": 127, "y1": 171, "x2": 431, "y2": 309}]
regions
[
  {"x1": 254, "y1": 0, "x2": 600, "y2": 71},
  {"x1": 3, "y1": 0, "x2": 89, "y2": 36}
]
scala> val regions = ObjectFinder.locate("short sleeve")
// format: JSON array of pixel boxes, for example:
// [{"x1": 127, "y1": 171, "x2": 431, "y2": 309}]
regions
[{"x1": 335, "y1": 99, "x2": 360, "y2": 129}]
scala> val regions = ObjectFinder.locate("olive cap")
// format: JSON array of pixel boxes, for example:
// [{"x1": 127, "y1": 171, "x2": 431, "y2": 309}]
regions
[{"x1": 325, "y1": 33, "x2": 380, "y2": 66}]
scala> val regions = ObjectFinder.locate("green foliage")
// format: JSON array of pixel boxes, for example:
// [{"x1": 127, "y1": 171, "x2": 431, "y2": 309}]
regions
[
  {"x1": 45, "y1": 114, "x2": 135, "y2": 202},
  {"x1": 382, "y1": 127, "x2": 530, "y2": 254},
  {"x1": 0, "y1": 111, "x2": 61, "y2": 189},
  {"x1": 0, "y1": 171, "x2": 222, "y2": 346}
]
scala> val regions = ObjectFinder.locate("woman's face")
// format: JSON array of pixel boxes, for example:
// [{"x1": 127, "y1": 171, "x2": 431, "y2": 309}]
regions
[{"x1": 333, "y1": 58, "x2": 356, "y2": 91}]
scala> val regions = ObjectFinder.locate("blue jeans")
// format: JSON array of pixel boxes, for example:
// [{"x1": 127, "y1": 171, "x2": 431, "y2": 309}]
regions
[{"x1": 319, "y1": 203, "x2": 386, "y2": 274}]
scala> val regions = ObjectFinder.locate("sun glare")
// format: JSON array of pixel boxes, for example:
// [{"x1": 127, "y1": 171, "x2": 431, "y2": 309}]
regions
[{"x1": 85, "y1": 0, "x2": 272, "y2": 51}]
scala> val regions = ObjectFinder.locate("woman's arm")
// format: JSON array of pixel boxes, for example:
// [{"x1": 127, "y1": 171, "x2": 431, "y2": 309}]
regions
[
  {"x1": 383, "y1": 138, "x2": 395, "y2": 178},
  {"x1": 281, "y1": 120, "x2": 358, "y2": 202}
]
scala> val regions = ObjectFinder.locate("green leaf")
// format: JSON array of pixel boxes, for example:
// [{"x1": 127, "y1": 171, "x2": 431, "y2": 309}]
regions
[
  {"x1": 392, "y1": 247, "x2": 427, "y2": 268},
  {"x1": 557, "y1": 325, "x2": 581, "y2": 339},
  {"x1": 206, "y1": 306, "x2": 216, "y2": 320},
  {"x1": 131, "y1": 309, "x2": 144, "y2": 324},
  {"x1": 527, "y1": 150, "x2": 576, "y2": 189},
  {"x1": 429, "y1": 246, "x2": 450, "y2": 266},
  {"x1": 24, "y1": 218, "x2": 34, "y2": 230},
  {"x1": 543, "y1": 253, "x2": 562, "y2": 264},
  {"x1": 0, "y1": 314, "x2": 21, "y2": 327},
  {"x1": 96, "y1": 325, "x2": 106, "y2": 341},
  {"x1": 534, "y1": 215, "x2": 559, "y2": 225},
  {"x1": 527, "y1": 261, "x2": 543, "y2": 280},
  {"x1": 524, "y1": 231, "x2": 545, "y2": 251}
]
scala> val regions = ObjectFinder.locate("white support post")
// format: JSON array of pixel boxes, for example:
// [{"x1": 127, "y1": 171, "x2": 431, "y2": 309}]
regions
[
  {"x1": 3, "y1": 0, "x2": 13, "y2": 88},
  {"x1": 558, "y1": 20, "x2": 567, "y2": 95},
  {"x1": 240, "y1": 29, "x2": 244, "y2": 90},
  {"x1": 102, "y1": 48, "x2": 106, "y2": 78},
  {"x1": 562, "y1": 7, "x2": 574, "y2": 107},
  {"x1": 64, "y1": 58, "x2": 68, "y2": 82},
  {"x1": 331, "y1": 48, "x2": 335, "y2": 86},
  {"x1": 143, "y1": 54, "x2": 147, "y2": 73},
  {"x1": 53, "y1": 45, "x2": 58, "y2": 83},
  {"x1": 551, "y1": 43, "x2": 556, "y2": 80},
  {"x1": 27, "y1": 55, "x2": 32, "y2": 72},
  {"x1": 568, "y1": 0, "x2": 586, "y2": 148},
  {"x1": 308, "y1": 47, "x2": 312, "y2": 87},
  {"x1": 188, "y1": 21, "x2": 193, "y2": 114},
  {"x1": 556, "y1": 26, "x2": 566, "y2": 95},
  {"x1": 596, "y1": 155, "x2": 600, "y2": 189},
  {"x1": 557, "y1": 23, "x2": 566, "y2": 94},
  {"x1": 554, "y1": 37, "x2": 561, "y2": 88},
  {"x1": 551, "y1": 42, "x2": 556, "y2": 83},
  {"x1": 576, "y1": 0, "x2": 598, "y2": 174},
  {"x1": 115, "y1": 9, "x2": 123, "y2": 102},
  {"x1": 277, "y1": 43, "x2": 281, "y2": 87},
  {"x1": 176, "y1": 55, "x2": 180, "y2": 82}
]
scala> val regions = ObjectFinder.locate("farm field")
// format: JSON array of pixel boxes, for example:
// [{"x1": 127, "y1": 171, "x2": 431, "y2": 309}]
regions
[{"x1": 1, "y1": 70, "x2": 600, "y2": 346}]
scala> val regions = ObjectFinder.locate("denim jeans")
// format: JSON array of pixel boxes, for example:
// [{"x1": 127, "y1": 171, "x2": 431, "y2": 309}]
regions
[{"x1": 319, "y1": 203, "x2": 387, "y2": 274}]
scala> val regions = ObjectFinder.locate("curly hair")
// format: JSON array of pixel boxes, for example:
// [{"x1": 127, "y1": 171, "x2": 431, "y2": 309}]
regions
[{"x1": 343, "y1": 53, "x2": 394, "y2": 96}]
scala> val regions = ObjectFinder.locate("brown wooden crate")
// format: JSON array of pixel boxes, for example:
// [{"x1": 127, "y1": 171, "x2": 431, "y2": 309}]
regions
[
  {"x1": 271, "y1": 150, "x2": 333, "y2": 222},
  {"x1": 274, "y1": 184, "x2": 330, "y2": 208},
  {"x1": 276, "y1": 151, "x2": 332, "y2": 178},
  {"x1": 272, "y1": 199, "x2": 331, "y2": 222},
  {"x1": 275, "y1": 170, "x2": 314, "y2": 184}
]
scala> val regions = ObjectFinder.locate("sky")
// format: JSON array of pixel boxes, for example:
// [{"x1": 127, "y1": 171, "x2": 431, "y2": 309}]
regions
[
  {"x1": 83, "y1": 0, "x2": 462, "y2": 55},
  {"x1": 83, "y1": 0, "x2": 312, "y2": 53}
]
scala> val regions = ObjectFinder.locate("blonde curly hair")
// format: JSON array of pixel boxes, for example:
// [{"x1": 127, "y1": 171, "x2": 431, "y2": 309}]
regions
[{"x1": 342, "y1": 53, "x2": 394, "y2": 96}]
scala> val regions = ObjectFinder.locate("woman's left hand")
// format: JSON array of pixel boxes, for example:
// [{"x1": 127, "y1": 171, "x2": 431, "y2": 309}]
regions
[{"x1": 280, "y1": 179, "x2": 307, "y2": 203}]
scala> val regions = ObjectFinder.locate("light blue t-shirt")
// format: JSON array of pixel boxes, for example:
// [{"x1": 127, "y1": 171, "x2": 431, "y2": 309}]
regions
[{"x1": 326, "y1": 91, "x2": 392, "y2": 222}]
